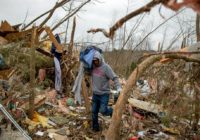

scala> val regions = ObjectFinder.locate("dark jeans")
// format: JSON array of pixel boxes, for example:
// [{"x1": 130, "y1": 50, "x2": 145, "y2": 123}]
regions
[{"x1": 92, "y1": 94, "x2": 113, "y2": 130}]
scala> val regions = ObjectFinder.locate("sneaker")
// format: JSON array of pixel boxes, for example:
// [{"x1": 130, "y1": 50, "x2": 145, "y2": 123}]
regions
[{"x1": 99, "y1": 114, "x2": 111, "y2": 122}]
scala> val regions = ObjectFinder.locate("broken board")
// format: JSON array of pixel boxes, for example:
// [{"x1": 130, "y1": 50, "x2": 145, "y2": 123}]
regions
[{"x1": 128, "y1": 98, "x2": 164, "y2": 114}]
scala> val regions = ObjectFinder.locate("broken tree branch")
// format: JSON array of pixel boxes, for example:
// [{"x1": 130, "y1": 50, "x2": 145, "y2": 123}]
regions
[
  {"x1": 52, "y1": 0, "x2": 90, "y2": 32},
  {"x1": 106, "y1": 53, "x2": 200, "y2": 140},
  {"x1": 87, "y1": 0, "x2": 163, "y2": 39},
  {"x1": 142, "y1": 51, "x2": 200, "y2": 58},
  {"x1": 42, "y1": 0, "x2": 90, "y2": 39},
  {"x1": 69, "y1": 17, "x2": 76, "y2": 55},
  {"x1": 64, "y1": 1, "x2": 74, "y2": 43},
  {"x1": 133, "y1": 8, "x2": 185, "y2": 50},
  {"x1": 22, "y1": 10, "x2": 49, "y2": 30},
  {"x1": 39, "y1": 0, "x2": 70, "y2": 29},
  {"x1": 23, "y1": 0, "x2": 70, "y2": 30}
]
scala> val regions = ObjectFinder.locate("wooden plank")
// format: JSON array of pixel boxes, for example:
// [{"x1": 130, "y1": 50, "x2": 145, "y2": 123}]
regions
[{"x1": 44, "y1": 27, "x2": 63, "y2": 53}]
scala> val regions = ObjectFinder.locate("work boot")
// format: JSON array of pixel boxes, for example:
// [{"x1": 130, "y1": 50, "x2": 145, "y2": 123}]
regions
[{"x1": 92, "y1": 127, "x2": 100, "y2": 132}]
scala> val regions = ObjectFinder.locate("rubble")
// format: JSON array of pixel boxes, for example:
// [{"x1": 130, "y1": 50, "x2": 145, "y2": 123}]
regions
[
  {"x1": 128, "y1": 98, "x2": 164, "y2": 114},
  {"x1": 0, "y1": 7, "x2": 200, "y2": 140}
]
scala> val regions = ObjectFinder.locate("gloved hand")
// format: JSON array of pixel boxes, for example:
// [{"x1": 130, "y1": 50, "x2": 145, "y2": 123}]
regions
[{"x1": 113, "y1": 88, "x2": 122, "y2": 104}]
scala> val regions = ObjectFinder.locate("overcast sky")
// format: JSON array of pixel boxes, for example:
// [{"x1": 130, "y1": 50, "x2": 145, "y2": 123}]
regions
[{"x1": 0, "y1": 0, "x2": 197, "y2": 50}]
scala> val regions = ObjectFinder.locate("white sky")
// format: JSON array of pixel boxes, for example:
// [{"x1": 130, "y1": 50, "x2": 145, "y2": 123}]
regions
[{"x1": 0, "y1": 0, "x2": 197, "y2": 50}]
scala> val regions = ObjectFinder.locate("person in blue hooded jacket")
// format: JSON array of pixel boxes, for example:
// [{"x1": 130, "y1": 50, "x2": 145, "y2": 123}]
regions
[
  {"x1": 91, "y1": 51, "x2": 122, "y2": 132},
  {"x1": 51, "y1": 34, "x2": 63, "y2": 97}
]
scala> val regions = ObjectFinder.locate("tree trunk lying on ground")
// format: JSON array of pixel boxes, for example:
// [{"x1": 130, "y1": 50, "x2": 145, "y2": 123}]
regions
[{"x1": 106, "y1": 53, "x2": 200, "y2": 140}]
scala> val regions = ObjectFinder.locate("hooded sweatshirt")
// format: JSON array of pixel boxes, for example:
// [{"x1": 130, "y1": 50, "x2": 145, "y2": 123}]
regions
[{"x1": 92, "y1": 51, "x2": 121, "y2": 95}]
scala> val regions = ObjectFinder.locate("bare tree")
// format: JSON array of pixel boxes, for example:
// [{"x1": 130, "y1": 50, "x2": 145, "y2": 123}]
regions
[
  {"x1": 23, "y1": 0, "x2": 70, "y2": 30},
  {"x1": 88, "y1": 0, "x2": 163, "y2": 39},
  {"x1": 196, "y1": 14, "x2": 200, "y2": 41}
]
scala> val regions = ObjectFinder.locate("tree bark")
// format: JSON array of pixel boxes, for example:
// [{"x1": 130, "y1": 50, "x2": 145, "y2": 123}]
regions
[
  {"x1": 193, "y1": 82, "x2": 200, "y2": 131},
  {"x1": 196, "y1": 14, "x2": 200, "y2": 41},
  {"x1": 106, "y1": 54, "x2": 200, "y2": 140},
  {"x1": 28, "y1": 26, "x2": 37, "y2": 119},
  {"x1": 69, "y1": 17, "x2": 76, "y2": 55}
]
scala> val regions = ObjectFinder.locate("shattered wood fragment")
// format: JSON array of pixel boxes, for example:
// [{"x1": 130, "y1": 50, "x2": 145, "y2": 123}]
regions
[
  {"x1": 21, "y1": 95, "x2": 46, "y2": 110},
  {"x1": 44, "y1": 27, "x2": 63, "y2": 53},
  {"x1": 0, "y1": 20, "x2": 16, "y2": 32},
  {"x1": 128, "y1": 98, "x2": 164, "y2": 114},
  {"x1": 4, "y1": 28, "x2": 32, "y2": 43}
]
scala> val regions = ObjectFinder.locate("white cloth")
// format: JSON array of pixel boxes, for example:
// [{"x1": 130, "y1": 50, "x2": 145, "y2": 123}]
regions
[
  {"x1": 72, "y1": 63, "x2": 84, "y2": 105},
  {"x1": 54, "y1": 57, "x2": 62, "y2": 92}
]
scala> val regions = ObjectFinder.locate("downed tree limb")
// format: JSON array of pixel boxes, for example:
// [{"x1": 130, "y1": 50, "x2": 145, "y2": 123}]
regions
[
  {"x1": 87, "y1": 0, "x2": 163, "y2": 39},
  {"x1": 106, "y1": 53, "x2": 200, "y2": 140}
]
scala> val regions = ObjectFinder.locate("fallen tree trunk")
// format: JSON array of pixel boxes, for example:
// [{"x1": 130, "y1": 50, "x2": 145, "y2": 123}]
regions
[{"x1": 106, "y1": 53, "x2": 200, "y2": 140}]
